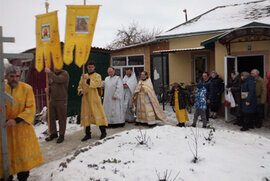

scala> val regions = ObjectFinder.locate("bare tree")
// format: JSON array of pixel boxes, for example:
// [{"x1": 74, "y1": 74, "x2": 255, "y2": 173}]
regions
[
  {"x1": 188, "y1": 127, "x2": 200, "y2": 163},
  {"x1": 107, "y1": 22, "x2": 163, "y2": 49}
]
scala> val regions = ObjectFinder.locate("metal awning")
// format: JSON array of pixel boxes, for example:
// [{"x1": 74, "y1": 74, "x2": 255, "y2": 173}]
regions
[{"x1": 153, "y1": 47, "x2": 205, "y2": 54}]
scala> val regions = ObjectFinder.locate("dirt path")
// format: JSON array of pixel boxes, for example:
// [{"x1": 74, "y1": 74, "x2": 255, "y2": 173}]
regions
[{"x1": 39, "y1": 123, "x2": 148, "y2": 163}]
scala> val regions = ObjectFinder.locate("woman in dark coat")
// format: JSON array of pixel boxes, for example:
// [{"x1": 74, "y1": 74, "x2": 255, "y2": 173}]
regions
[
  {"x1": 209, "y1": 71, "x2": 224, "y2": 119},
  {"x1": 240, "y1": 72, "x2": 256, "y2": 131},
  {"x1": 227, "y1": 71, "x2": 242, "y2": 125}
]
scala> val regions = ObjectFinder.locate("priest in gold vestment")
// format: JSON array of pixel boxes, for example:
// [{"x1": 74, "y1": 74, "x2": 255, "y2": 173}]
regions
[
  {"x1": 0, "y1": 66, "x2": 43, "y2": 180},
  {"x1": 78, "y1": 62, "x2": 108, "y2": 141},
  {"x1": 132, "y1": 71, "x2": 167, "y2": 126}
]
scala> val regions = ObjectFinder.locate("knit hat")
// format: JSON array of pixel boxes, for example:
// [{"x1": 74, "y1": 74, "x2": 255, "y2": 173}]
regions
[{"x1": 211, "y1": 71, "x2": 218, "y2": 76}]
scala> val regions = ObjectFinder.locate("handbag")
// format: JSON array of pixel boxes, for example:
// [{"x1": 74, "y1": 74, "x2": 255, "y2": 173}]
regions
[
  {"x1": 225, "y1": 91, "x2": 236, "y2": 108},
  {"x1": 241, "y1": 92, "x2": 248, "y2": 99}
]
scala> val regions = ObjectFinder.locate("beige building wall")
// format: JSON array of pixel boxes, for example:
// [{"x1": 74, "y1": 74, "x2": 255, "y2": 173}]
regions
[
  {"x1": 214, "y1": 42, "x2": 227, "y2": 80},
  {"x1": 169, "y1": 52, "x2": 192, "y2": 84},
  {"x1": 215, "y1": 39, "x2": 270, "y2": 80},
  {"x1": 170, "y1": 33, "x2": 220, "y2": 49},
  {"x1": 168, "y1": 33, "x2": 218, "y2": 85},
  {"x1": 231, "y1": 40, "x2": 270, "y2": 76}
]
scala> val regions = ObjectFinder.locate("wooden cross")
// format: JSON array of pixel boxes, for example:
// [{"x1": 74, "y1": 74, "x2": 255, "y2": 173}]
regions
[{"x1": 0, "y1": 26, "x2": 33, "y2": 180}]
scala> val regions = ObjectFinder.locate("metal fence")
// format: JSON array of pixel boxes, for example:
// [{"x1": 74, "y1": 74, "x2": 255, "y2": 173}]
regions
[{"x1": 34, "y1": 89, "x2": 46, "y2": 113}]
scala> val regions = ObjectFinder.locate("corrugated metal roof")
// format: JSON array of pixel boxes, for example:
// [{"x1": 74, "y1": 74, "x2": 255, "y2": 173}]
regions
[{"x1": 153, "y1": 47, "x2": 205, "y2": 54}]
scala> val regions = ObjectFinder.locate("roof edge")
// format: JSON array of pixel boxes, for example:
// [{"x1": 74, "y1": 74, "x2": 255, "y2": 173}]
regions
[
  {"x1": 157, "y1": 29, "x2": 231, "y2": 40},
  {"x1": 161, "y1": 0, "x2": 266, "y2": 36}
]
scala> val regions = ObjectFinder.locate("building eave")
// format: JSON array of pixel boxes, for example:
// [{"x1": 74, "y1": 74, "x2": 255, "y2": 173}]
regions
[
  {"x1": 156, "y1": 29, "x2": 231, "y2": 40},
  {"x1": 153, "y1": 47, "x2": 205, "y2": 54}
]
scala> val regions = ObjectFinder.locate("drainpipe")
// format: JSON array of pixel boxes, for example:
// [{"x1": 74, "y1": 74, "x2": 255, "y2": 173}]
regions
[{"x1": 161, "y1": 53, "x2": 165, "y2": 111}]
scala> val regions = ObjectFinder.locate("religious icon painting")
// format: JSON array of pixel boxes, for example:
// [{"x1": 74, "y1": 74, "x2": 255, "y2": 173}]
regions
[
  {"x1": 75, "y1": 16, "x2": 89, "y2": 34},
  {"x1": 41, "y1": 24, "x2": 51, "y2": 41}
]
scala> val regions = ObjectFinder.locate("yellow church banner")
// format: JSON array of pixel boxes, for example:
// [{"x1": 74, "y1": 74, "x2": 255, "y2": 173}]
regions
[
  {"x1": 64, "y1": 5, "x2": 100, "y2": 67},
  {"x1": 35, "y1": 11, "x2": 63, "y2": 72}
]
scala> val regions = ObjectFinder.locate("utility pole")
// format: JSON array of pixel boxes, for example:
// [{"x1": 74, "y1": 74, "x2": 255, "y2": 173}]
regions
[{"x1": 0, "y1": 26, "x2": 33, "y2": 180}]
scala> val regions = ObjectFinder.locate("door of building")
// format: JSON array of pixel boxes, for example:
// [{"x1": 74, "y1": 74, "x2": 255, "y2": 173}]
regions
[
  {"x1": 150, "y1": 54, "x2": 169, "y2": 101},
  {"x1": 224, "y1": 55, "x2": 264, "y2": 121},
  {"x1": 224, "y1": 56, "x2": 237, "y2": 122}
]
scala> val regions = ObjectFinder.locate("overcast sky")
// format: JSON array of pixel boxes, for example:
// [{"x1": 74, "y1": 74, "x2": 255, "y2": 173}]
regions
[{"x1": 0, "y1": 0, "x2": 256, "y2": 53}]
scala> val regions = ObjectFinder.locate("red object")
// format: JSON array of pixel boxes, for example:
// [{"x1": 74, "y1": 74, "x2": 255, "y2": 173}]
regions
[{"x1": 224, "y1": 100, "x2": 231, "y2": 108}]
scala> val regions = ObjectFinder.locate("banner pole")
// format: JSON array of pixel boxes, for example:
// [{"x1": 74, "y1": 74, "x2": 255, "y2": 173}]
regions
[
  {"x1": 82, "y1": 0, "x2": 86, "y2": 133},
  {"x1": 45, "y1": 0, "x2": 51, "y2": 136}
]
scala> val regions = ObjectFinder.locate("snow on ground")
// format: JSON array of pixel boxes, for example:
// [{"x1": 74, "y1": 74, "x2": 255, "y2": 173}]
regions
[
  {"x1": 34, "y1": 115, "x2": 83, "y2": 141},
  {"x1": 31, "y1": 107, "x2": 270, "y2": 181}
]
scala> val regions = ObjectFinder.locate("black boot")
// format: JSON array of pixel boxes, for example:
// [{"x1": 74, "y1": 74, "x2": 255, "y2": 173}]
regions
[
  {"x1": 0, "y1": 176, "x2": 14, "y2": 181},
  {"x1": 56, "y1": 135, "x2": 64, "y2": 144},
  {"x1": 177, "y1": 123, "x2": 185, "y2": 127},
  {"x1": 99, "y1": 126, "x2": 107, "y2": 140},
  {"x1": 81, "y1": 126, "x2": 91, "y2": 142},
  {"x1": 240, "y1": 122, "x2": 249, "y2": 131},
  {"x1": 45, "y1": 133, "x2": 58, "y2": 142},
  {"x1": 17, "y1": 171, "x2": 29, "y2": 181}
]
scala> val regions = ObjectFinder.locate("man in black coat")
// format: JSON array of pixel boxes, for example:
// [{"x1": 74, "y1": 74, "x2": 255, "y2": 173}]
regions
[
  {"x1": 209, "y1": 71, "x2": 224, "y2": 119},
  {"x1": 227, "y1": 71, "x2": 242, "y2": 125}
]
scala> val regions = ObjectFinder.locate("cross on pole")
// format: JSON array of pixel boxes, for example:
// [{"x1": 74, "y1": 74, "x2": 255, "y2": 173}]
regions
[{"x1": 0, "y1": 26, "x2": 33, "y2": 180}]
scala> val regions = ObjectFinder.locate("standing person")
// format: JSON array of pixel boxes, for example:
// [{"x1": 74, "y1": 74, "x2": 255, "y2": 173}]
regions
[
  {"x1": 44, "y1": 67, "x2": 69, "y2": 143},
  {"x1": 251, "y1": 69, "x2": 267, "y2": 128},
  {"x1": 227, "y1": 71, "x2": 242, "y2": 125},
  {"x1": 208, "y1": 71, "x2": 224, "y2": 119},
  {"x1": 240, "y1": 72, "x2": 256, "y2": 131},
  {"x1": 123, "y1": 68, "x2": 137, "y2": 123},
  {"x1": 191, "y1": 82, "x2": 207, "y2": 128},
  {"x1": 171, "y1": 83, "x2": 189, "y2": 127},
  {"x1": 200, "y1": 72, "x2": 211, "y2": 122},
  {"x1": 0, "y1": 66, "x2": 43, "y2": 181},
  {"x1": 78, "y1": 62, "x2": 108, "y2": 141},
  {"x1": 103, "y1": 67, "x2": 125, "y2": 128},
  {"x1": 132, "y1": 71, "x2": 167, "y2": 126},
  {"x1": 266, "y1": 71, "x2": 270, "y2": 116}
]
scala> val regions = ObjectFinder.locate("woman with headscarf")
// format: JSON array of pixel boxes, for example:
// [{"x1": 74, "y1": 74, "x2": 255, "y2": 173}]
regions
[
  {"x1": 240, "y1": 72, "x2": 256, "y2": 131},
  {"x1": 208, "y1": 71, "x2": 224, "y2": 119}
]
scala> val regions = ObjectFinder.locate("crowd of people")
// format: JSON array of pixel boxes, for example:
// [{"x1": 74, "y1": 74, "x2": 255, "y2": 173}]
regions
[
  {"x1": 227, "y1": 69, "x2": 267, "y2": 131},
  {"x1": 172, "y1": 69, "x2": 269, "y2": 132},
  {"x1": 45, "y1": 62, "x2": 168, "y2": 144},
  {"x1": 0, "y1": 63, "x2": 269, "y2": 180}
]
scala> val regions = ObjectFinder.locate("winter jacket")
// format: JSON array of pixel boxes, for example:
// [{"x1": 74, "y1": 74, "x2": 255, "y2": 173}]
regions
[
  {"x1": 49, "y1": 70, "x2": 70, "y2": 101},
  {"x1": 194, "y1": 87, "x2": 207, "y2": 110},
  {"x1": 255, "y1": 76, "x2": 267, "y2": 105},
  {"x1": 241, "y1": 76, "x2": 256, "y2": 113},
  {"x1": 171, "y1": 87, "x2": 187, "y2": 109},
  {"x1": 209, "y1": 75, "x2": 224, "y2": 103},
  {"x1": 200, "y1": 77, "x2": 211, "y2": 100},
  {"x1": 227, "y1": 75, "x2": 241, "y2": 106},
  {"x1": 267, "y1": 80, "x2": 270, "y2": 103}
]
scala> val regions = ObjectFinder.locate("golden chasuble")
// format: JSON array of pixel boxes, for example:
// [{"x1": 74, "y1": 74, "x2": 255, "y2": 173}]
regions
[
  {"x1": 64, "y1": 5, "x2": 100, "y2": 67},
  {"x1": 35, "y1": 11, "x2": 63, "y2": 72}
]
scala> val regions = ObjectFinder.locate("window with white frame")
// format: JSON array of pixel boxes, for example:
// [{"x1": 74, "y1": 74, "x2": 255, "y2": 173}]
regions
[{"x1": 112, "y1": 55, "x2": 144, "y2": 80}]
